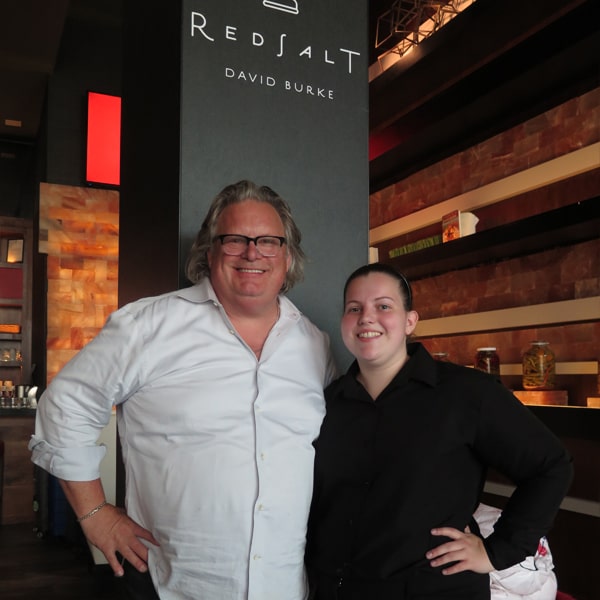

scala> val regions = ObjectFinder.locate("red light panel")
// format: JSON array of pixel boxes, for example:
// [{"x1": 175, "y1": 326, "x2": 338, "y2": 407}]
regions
[{"x1": 86, "y1": 92, "x2": 121, "y2": 186}]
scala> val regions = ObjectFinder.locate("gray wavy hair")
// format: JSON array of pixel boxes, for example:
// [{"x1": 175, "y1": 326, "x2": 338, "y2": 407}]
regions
[{"x1": 185, "y1": 180, "x2": 305, "y2": 293}]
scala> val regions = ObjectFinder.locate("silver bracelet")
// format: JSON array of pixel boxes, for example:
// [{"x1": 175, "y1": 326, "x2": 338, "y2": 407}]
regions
[{"x1": 77, "y1": 500, "x2": 108, "y2": 523}]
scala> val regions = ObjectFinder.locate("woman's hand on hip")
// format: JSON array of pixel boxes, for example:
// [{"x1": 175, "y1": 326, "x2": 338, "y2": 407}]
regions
[{"x1": 426, "y1": 525, "x2": 494, "y2": 575}]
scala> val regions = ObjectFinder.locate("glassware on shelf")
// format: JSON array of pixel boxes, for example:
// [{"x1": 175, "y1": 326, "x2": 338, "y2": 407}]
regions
[
  {"x1": 432, "y1": 351, "x2": 449, "y2": 361},
  {"x1": 0, "y1": 347, "x2": 19, "y2": 362},
  {"x1": 1, "y1": 380, "x2": 15, "y2": 408},
  {"x1": 475, "y1": 347, "x2": 500, "y2": 376},
  {"x1": 522, "y1": 341, "x2": 556, "y2": 390}
]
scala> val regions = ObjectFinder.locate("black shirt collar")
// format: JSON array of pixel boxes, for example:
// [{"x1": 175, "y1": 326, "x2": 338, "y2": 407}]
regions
[{"x1": 338, "y1": 342, "x2": 438, "y2": 400}]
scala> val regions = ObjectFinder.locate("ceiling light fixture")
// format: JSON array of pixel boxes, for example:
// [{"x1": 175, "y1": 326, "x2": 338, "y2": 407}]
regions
[
  {"x1": 370, "y1": 0, "x2": 476, "y2": 81},
  {"x1": 4, "y1": 119, "x2": 23, "y2": 128}
]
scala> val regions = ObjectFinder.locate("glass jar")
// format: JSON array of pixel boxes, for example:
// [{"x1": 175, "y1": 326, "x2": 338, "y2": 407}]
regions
[
  {"x1": 475, "y1": 347, "x2": 500, "y2": 376},
  {"x1": 432, "y1": 352, "x2": 449, "y2": 362},
  {"x1": 522, "y1": 341, "x2": 555, "y2": 390}
]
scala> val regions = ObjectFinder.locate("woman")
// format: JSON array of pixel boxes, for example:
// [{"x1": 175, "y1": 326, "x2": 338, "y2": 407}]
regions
[{"x1": 306, "y1": 263, "x2": 572, "y2": 600}]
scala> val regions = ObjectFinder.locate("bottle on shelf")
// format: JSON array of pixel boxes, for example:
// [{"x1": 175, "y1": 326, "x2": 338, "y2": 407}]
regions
[
  {"x1": 522, "y1": 341, "x2": 556, "y2": 390},
  {"x1": 475, "y1": 347, "x2": 500, "y2": 376}
]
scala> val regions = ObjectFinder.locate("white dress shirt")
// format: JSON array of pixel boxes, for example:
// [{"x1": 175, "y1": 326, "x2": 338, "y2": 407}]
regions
[{"x1": 30, "y1": 279, "x2": 337, "y2": 600}]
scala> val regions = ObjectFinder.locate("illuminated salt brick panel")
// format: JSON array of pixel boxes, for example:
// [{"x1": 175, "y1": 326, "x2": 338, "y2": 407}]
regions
[
  {"x1": 421, "y1": 322, "x2": 600, "y2": 369},
  {"x1": 370, "y1": 89, "x2": 600, "y2": 228},
  {"x1": 39, "y1": 183, "x2": 119, "y2": 384},
  {"x1": 413, "y1": 239, "x2": 600, "y2": 322}
]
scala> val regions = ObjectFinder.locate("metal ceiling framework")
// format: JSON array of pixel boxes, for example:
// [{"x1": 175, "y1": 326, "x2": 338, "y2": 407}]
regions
[
  {"x1": 0, "y1": 0, "x2": 597, "y2": 214},
  {"x1": 375, "y1": 0, "x2": 475, "y2": 61},
  {"x1": 368, "y1": 0, "x2": 599, "y2": 192}
]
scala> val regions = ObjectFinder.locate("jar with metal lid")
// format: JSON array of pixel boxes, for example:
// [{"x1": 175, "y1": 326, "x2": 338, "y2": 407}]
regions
[
  {"x1": 475, "y1": 347, "x2": 500, "y2": 376},
  {"x1": 522, "y1": 341, "x2": 555, "y2": 390}
]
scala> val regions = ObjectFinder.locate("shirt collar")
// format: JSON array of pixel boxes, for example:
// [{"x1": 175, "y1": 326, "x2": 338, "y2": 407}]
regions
[
  {"x1": 404, "y1": 342, "x2": 438, "y2": 387},
  {"x1": 342, "y1": 342, "x2": 438, "y2": 397},
  {"x1": 175, "y1": 278, "x2": 219, "y2": 304},
  {"x1": 174, "y1": 278, "x2": 301, "y2": 322}
]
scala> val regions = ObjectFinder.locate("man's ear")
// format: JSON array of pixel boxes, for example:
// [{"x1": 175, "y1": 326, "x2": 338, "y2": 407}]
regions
[{"x1": 285, "y1": 250, "x2": 292, "y2": 272}]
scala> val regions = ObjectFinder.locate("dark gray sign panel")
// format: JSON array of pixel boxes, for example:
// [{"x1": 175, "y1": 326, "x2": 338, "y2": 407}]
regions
[{"x1": 180, "y1": 0, "x2": 368, "y2": 366}]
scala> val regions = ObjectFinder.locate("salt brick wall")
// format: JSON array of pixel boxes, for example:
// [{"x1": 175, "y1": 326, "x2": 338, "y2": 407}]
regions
[
  {"x1": 39, "y1": 183, "x2": 119, "y2": 384},
  {"x1": 369, "y1": 89, "x2": 600, "y2": 403},
  {"x1": 412, "y1": 238, "x2": 599, "y2": 364},
  {"x1": 370, "y1": 88, "x2": 600, "y2": 227}
]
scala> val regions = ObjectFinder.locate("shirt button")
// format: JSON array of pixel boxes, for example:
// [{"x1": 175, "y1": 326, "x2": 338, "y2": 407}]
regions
[
  {"x1": 260, "y1": 452, "x2": 265, "y2": 461},
  {"x1": 253, "y1": 554, "x2": 261, "y2": 560},
  {"x1": 257, "y1": 504, "x2": 264, "y2": 511},
  {"x1": 229, "y1": 329, "x2": 235, "y2": 335}
]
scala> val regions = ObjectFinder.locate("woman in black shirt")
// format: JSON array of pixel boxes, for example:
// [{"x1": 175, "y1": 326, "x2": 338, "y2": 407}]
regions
[{"x1": 306, "y1": 263, "x2": 572, "y2": 600}]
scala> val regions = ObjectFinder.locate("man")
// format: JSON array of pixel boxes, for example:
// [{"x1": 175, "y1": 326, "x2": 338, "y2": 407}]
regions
[{"x1": 30, "y1": 180, "x2": 337, "y2": 600}]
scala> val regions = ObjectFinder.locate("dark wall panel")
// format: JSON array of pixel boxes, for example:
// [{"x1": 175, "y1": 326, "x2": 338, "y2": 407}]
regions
[{"x1": 179, "y1": 1, "x2": 369, "y2": 365}]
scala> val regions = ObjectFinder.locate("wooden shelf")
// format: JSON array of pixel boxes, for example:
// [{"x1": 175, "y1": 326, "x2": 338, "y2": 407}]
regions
[
  {"x1": 0, "y1": 299, "x2": 23, "y2": 307},
  {"x1": 0, "y1": 361, "x2": 23, "y2": 369},
  {"x1": 463, "y1": 362, "x2": 598, "y2": 375},
  {"x1": 416, "y1": 297, "x2": 599, "y2": 337},
  {"x1": 387, "y1": 197, "x2": 599, "y2": 280},
  {"x1": 528, "y1": 405, "x2": 600, "y2": 441},
  {"x1": 514, "y1": 390, "x2": 568, "y2": 406},
  {"x1": 0, "y1": 218, "x2": 32, "y2": 385},
  {"x1": 0, "y1": 408, "x2": 36, "y2": 417},
  {"x1": 500, "y1": 361, "x2": 598, "y2": 376},
  {"x1": 0, "y1": 333, "x2": 22, "y2": 341}
]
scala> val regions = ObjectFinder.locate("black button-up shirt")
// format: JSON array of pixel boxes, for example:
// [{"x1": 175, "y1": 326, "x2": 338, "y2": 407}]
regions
[{"x1": 307, "y1": 343, "x2": 573, "y2": 585}]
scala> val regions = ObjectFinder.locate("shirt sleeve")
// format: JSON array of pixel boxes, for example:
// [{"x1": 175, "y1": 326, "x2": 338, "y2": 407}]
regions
[
  {"x1": 29, "y1": 306, "x2": 144, "y2": 481},
  {"x1": 472, "y1": 379, "x2": 574, "y2": 570}
]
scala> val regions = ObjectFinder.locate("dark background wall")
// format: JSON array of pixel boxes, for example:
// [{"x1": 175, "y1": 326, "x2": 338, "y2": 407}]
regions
[
  {"x1": 45, "y1": 14, "x2": 122, "y2": 186},
  {"x1": 119, "y1": 0, "x2": 370, "y2": 366},
  {"x1": 179, "y1": 0, "x2": 369, "y2": 364}
]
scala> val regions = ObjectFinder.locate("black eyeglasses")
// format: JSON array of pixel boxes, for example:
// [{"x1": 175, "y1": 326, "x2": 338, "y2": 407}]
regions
[{"x1": 214, "y1": 234, "x2": 287, "y2": 257}]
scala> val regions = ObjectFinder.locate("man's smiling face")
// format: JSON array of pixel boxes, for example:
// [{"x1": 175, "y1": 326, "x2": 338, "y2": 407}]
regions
[{"x1": 208, "y1": 199, "x2": 291, "y2": 315}]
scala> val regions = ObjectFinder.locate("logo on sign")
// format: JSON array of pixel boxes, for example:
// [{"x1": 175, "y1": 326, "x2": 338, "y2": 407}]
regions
[
  {"x1": 263, "y1": 0, "x2": 299, "y2": 15},
  {"x1": 189, "y1": 3, "x2": 361, "y2": 102}
]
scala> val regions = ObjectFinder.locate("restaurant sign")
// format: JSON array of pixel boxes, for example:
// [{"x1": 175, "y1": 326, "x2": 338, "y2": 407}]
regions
[{"x1": 184, "y1": 0, "x2": 364, "y2": 105}]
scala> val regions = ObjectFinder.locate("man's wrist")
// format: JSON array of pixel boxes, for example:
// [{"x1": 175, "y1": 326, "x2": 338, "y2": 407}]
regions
[{"x1": 77, "y1": 500, "x2": 108, "y2": 522}]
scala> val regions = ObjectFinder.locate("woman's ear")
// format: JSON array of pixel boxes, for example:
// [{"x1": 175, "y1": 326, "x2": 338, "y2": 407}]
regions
[{"x1": 405, "y1": 310, "x2": 419, "y2": 335}]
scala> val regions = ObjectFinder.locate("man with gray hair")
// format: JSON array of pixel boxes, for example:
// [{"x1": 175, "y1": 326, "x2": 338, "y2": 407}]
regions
[{"x1": 30, "y1": 180, "x2": 337, "y2": 600}]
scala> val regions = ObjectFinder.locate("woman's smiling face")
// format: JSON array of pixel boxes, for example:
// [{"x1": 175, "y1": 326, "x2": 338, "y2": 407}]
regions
[{"x1": 341, "y1": 271, "x2": 418, "y2": 369}]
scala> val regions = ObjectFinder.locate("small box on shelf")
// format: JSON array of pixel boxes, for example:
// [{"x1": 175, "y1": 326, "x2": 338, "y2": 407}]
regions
[
  {"x1": 1, "y1": 236, "x2": 24, "y2": 263},
  {"x1": 442, "y1": 210, "x2": 461, "y2": 242},
  {"x1": 6, "y1": 239, "x2": 24, "y2": 263},
  {"x1": 442, "y1": 210, "x2": 479, "y2": 242},
  {"x1": 0, "y1": 324, "x2": 20, "y2": 334}
]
